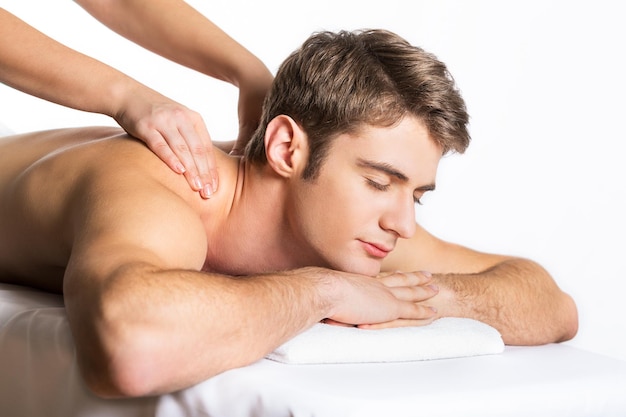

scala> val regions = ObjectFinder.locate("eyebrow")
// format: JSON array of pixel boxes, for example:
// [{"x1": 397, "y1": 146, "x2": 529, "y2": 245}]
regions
[{"x1": 356, "y1": 158, "x2": 436, "y2": 191}]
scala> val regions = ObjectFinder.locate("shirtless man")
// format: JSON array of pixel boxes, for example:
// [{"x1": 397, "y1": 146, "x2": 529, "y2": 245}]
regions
[{"x1": 0, "y1": 29, "x2": 578, "y2": 398}]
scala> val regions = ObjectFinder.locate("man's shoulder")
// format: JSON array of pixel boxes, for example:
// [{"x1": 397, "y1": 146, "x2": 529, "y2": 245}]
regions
[{"x1": 71, "y1": 150, "x2": 210, "y2": 272}]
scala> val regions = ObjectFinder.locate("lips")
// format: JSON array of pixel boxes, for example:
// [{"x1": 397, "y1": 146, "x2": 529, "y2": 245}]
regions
[{"x1": 360, "y1": 240, "x2": 393, "y2": 258}]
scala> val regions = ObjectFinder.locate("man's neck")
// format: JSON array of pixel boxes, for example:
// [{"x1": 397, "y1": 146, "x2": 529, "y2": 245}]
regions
[{"x1": 200, "y1": 158, "x2": 319, "y2": 275}]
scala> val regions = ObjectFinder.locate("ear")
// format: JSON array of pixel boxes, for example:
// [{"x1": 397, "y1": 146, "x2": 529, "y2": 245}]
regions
[{"x1": 264, "y1": 115, "x2": 308, "y2": 178}]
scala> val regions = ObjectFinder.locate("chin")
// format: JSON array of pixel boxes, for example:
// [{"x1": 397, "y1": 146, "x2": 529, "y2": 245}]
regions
[{"x1": 335, "y1": 258, "x2": 381, "y2": 277}]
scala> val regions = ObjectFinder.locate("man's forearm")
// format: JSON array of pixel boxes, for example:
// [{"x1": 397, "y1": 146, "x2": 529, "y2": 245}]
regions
[
  {"x1": 68, "y1": 266, "x2": 333, "y2": 398},
  {"x1": 432, "y1": 258, "x2": 578, "y2": 345},
  {"x1": 67, "y1": 264, "x2": 430, "y2": 398}
]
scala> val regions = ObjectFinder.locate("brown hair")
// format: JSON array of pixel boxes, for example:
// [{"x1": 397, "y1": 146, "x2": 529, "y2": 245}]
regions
[{"x1": 244, "y1": 29, "x2": 470, "y2": 180}]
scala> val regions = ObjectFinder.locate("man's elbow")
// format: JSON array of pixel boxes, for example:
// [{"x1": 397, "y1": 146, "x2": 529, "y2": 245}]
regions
[
  {"x1": 501, "y1": 291, "x2": 579, "y2": 346},
  {"x1": 78, "y1": 334, "x2": 167, "y2": 399},
  {"x1": 528, "y1": 292, "x2": 579, "y2": 345},
  {"x1": 82, "y1": 365, "x2": 148, "y2": 399},
  {"x1": 556, "y1": 292, "x2": 578, "y2": 343}
]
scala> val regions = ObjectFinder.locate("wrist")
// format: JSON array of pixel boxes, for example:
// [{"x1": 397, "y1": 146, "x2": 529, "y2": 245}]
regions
[
  {"x1": 104, "y1": 75, "x2": 140, "y2": 120},
  {"x1": 430, "y1": 274, "x2": 462, "y2": 318},
  {"x1": 106, "y1": 77, "x2": 166, "y2": 126},
  {"x1": 231, "y1": 55, "x2": 273, "y2": 90},
  {"x1": 290, "y1": 266, "x2": 342, "y2": 321}
]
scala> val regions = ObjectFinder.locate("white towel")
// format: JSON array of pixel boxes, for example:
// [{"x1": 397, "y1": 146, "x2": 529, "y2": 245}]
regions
[{"x1": 266, "y1": 317, "x2": 504, "y2": 364}]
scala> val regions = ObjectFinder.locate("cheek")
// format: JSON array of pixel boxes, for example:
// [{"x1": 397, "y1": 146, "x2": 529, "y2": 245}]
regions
[
  {"x1": 294, "y1": 178, "x2": 358, "y2": 242},
  {"x1": 312, "y1": 180, "x2": 376, "y2": 238},
  {"x1": 306, "y1": 182, "x2": 350, "y2": 230}
]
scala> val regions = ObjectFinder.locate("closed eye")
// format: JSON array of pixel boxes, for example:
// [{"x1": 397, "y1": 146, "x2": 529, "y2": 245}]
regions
[
  {"x1": 365, "y1": 178, "x2": 390, "y2": 191},
  {"x1": 366, "y1": 178, "x2": 423, "y2": 205}
]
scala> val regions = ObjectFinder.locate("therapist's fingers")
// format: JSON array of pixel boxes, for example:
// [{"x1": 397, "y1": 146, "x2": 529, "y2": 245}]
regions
[
  {"x1": 140, "y1": 111, "x2": 218, "y2": 199},
  {"x1": 113, "y1": 85, "x2": 220, "y2": 196},
  {"x1": 175, "y1": 115, "x2": 218, "y2": 198}
]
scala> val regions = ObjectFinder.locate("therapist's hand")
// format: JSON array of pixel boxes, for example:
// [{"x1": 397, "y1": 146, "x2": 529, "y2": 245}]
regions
[
  {"x1": 229, "y1": 66, "x2": 274, "y2": 155},
  {"x1": 114, "y1": 87, "x2": 218, "y2": 199}
]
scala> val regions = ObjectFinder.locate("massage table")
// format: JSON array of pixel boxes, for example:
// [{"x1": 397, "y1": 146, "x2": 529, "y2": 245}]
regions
[{"x1": 2, "y1": 282, "x2": 626, "y2": 417}]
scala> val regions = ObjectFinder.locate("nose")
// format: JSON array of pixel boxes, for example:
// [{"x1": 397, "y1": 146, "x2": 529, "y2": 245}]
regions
[{"x1": 380, "y1": 194, "x2": 417, "y2": 239}]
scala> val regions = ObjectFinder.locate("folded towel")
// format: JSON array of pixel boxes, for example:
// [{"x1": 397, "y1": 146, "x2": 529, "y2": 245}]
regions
[{"x1": 266, "y1": 318, "x2": 504, "y2": 364}]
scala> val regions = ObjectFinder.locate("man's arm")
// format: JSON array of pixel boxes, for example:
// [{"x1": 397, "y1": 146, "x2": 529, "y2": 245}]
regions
[
  {"x1": 74, "y1": 0, "x2": 274, "y2": 154},
  {"x1": 380, "y1": 223, "x2": 578, "y2": 345},
  {"x1": 63, "y1": 173, "x2": 432, "y2": 398}
]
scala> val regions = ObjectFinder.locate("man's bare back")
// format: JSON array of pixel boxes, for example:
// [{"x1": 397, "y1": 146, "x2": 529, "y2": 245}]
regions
[
  {"x1": 0, "y1": 125, "x2": 326, "y2": 295},
  {"x1": 0, "y1": 126, "x2": 235, "y2": 292}
]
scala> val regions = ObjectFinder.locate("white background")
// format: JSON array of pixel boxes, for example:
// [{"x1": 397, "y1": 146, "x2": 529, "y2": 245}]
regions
[{"x1": 1, "y1": 0, "x2": 625, "y2": 361}]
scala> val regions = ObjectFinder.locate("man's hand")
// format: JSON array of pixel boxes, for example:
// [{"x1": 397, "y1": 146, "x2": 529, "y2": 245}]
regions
[
  {"x1": 358, "y1": 270, "x2": 439, "y2": 329},
  {"x1": 325, "y1": 270, "x2": 438, "y2": 328},
  {"x1": 114, "y1": 88, "x2": 218, "y2": 199}
]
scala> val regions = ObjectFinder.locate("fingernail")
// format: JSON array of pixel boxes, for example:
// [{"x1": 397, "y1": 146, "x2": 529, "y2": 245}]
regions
[
  {"x1": 422, "y1": 271, "x2": 432, "y2": 278},
  {"x1": 175, "y1": 163, "x2": 186, "y2": 174},
  {"x1": 430, "y1": 306, "x2": 438, "y2": 314},
  {"x1": 428, "y1": 284, "x2": 439, "y2": 292},
  {"x1": 202, "y1": 184, "x2": 213, "y2": 198},
  {"x1": 212, "y1": 177, "x2": 218, "y2": 193},
  {"x1": 193, "y1": 176, "x2": 202, "y2": 190}
]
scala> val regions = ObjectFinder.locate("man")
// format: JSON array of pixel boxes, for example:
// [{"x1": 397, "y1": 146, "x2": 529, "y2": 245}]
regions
[{"x1": 0, "y1": 29, "x2": 577, "y2": 399}]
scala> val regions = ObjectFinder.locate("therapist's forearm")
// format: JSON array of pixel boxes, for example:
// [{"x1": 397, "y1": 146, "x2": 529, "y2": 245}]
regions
[
  {"x1": 0, "y1": 7, "x2": 152, "y2": 118},
  {"x1": 75, "y1": 0, "x2": 271, "y2": 88}
]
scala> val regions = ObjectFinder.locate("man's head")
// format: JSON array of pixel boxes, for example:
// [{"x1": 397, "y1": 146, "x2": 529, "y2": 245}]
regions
[
  {"x1": 244, "y1": 29, "x2": 471, "y2": 179},
  {"x1": 243, "y1": 29, "x2": 471, "y2": 276}
]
